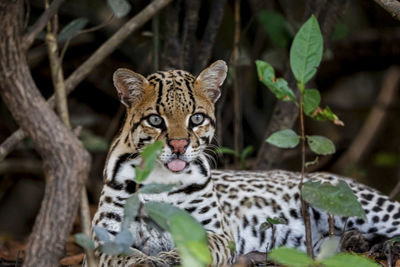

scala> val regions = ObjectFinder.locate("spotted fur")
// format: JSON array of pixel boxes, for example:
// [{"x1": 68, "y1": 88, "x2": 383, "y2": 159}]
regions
[{"x1": 89, "y1": 60, "x2": 400, "y2": 266}]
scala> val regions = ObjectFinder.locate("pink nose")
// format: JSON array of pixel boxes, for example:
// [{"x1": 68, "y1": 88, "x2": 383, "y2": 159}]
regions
[{"x1": 169, "y1": 139, "x2": 188, "y2": 154}]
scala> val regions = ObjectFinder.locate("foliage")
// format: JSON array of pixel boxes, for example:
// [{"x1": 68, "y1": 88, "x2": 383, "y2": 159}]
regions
[
  {"x1": 257, "y1": 15, "x2": 372, "y2": 266},
  {"x1": 258, "y1": 10, "x2": 292, "y2": 48},
  {"x1": 260, "y1": 217, "x2": 287, "y2": 231},
  {"x1": 215, "y1": 145, "x2": 254, "y2": 169},
  {"x1": 75, "y1": 141, "x2": 211, "y2": 266},
  {"x1": 268, "y1": 247, "x2": 379, "y2": 267},
  {"x1": 58, "y1": 18, "x2": 88, "y2": 41},
  {"x1": 107, "y1": 0, "x2": 131, "y2": 18},
  {"x1": 301, "y1": 180, "x2": 366, "y2": 219}
]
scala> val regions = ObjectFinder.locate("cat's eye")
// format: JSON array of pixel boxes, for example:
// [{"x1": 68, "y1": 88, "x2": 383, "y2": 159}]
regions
[
  {"x1": 190, "y1": 113, "x2": 205, "y2": 126},
  {"x1": 148, "y1": 115, "x2": 163, "y2": 127}
]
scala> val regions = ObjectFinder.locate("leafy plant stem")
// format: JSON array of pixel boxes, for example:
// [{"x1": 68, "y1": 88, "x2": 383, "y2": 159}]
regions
[
  {"x1": 299, "y1": 91, "x2": 314, "y2": 258},
  {"x1": 329, "y1": 213, "x2": 334, "y2": 237}
]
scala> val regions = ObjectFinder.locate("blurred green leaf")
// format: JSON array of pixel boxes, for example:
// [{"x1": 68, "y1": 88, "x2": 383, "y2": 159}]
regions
[
  {"x1": 80, "y1": 130, "x2": 109, "y2": 152},
  {"x1": 114, "y1": 229, "x2": 133, "y2": 247},
  {"x1": 215, "y1": 147, "x2": 238, "y2": 157},
  {"x1": 303, "y1": 89, "x2": 321, "y2": 115},
  {"x1": 107, "y1": 0, "x2": 131, "y2": 18},
  {"x1": 260, "y1": 217, "x2": 287, "y2": 231},
  {"x1": 290, "y1": 15, "x2": 323, "y2": 85},
  {"x1": 58, "y1": 18, "x2": 88, "y2": 41},
  {"x1": 93, "y1": 226, "x2": 111, "y2": 243},
  {"x1": 332, "y1": 23, "x2": 349, "y2": 41},
  {"x1": 144, "y1": 201, "x2": 211, "y2": 267},
  {"x1": 139, "y1": 183, "x2": 175, "y2": 194},
  {"x1": 266, "y1": 129, "x2": 300, "y2": 148},
  {"x1": 135, "y1": 141, "x2": 164, "y2": 183},
  {"x1": 305, "y1": 156, "x2": 319, "y2": 168},
  {"x1": 241, "y1": 146, "x2": 254, "y2": 160},
  {"x1": 302, "y1": 180, "x2": 367, "y2": 220},
  {"x1": 258, "y1": 10, "x2": 291, "y2": 48},
  {"x1": 268, "y1": 247, "x2": 314, "y2": 267},
  {"x1": 306, "y1": 135, "x2": 335, "y2": 155},
  {"x1": 256, "y1": 60, "x2": 297, "y2": 102},
  {"x1": 100, "y1": 242, "x2": 124, "y2": 255},
  {"x1": 122, "y1": 193, "x2": 140, "y2": 230},
  {"x1": 316, "y1": 237, "x2": 340, "y2": 260},
  {"x1": 74, "y1": 233, "x2": 95, "y2": 250},
  {"x1": 321, "y1": 253, "x2": 379, "y2": 267},
  {"x1": 372, "y1": 152, "x2": 399, "y2": 168}
]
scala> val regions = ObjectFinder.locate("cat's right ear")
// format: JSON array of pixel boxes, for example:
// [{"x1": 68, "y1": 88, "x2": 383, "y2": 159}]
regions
[{"x1": 113, "y1": 68, "x2": 149, "y2": 107}]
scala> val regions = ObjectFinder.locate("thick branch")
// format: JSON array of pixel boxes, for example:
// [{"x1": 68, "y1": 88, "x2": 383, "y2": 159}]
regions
[
  {"x1": 332, "y1": 66, "x2": 400, "y2": 172},
  {"x1": 0, "y1": 1, "x2": 91, "y2": 266},
  {"x1": 181, "y1": 0, "x2": 201, "y2": 70},
  {"x1": 193, "y1": 0, "x2": 227, "y2": 74},
  {"x1": 22, "y1": 0, "x2": 65, "y2": 51},
  {"x1": 373, "y1": 0, "x2": 400, "y2": 21},
  {"x1": 0, "y1": 0, "x2": 172, "y2": 162}
]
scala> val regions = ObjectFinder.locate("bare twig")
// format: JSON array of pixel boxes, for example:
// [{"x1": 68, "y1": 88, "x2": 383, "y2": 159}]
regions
[
  {"x1": 299, "y1": 91, "x2": 314, "y2": 258},
  {"x1": 0, "y1": 0, "x2": 173, "y2": 162},
  {"x1": 45, "y1": 13, "x2": 96, "y2": 266},
  {"x1": 232, "y1": 0, "x2": 242, "y2": 159},
  {"x1": 332, "y1": 66, "x2": 400, "y2": 172},
  {"x1": 193, "y1": 0, "x2": 227, "y2": 74},
  {"x1": 22, "y1": 0, "x2": 65, "y2": 51},
  {"x1": 373, "y1": 0, "x2": 400, "y2": 21}
]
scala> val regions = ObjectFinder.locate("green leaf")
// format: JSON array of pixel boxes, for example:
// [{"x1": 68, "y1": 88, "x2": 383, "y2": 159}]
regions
[
  {"x1": 258, "y1": 10, "x2": 291, "y2": 48},
  {"x1": 301, "y1": 180, "x2": 367, "y2": 220},
  {"x1": 135, "y1": 141, "x2": 164, "y2": 183},
  {"x1": 107, "y1": 0, "x2": 131, "y2": 18},
  {"x1": 93, "y1": 226, "x2": 111, "y2": 243},
  {"x1": 114, "y1": 229, "x2": 133, "y2": 247},
  {"x1": 58, "y1": 18, "x2": 88, "y2": 41},
  {"x1": 303, "y1": 89, "x2": 321, "y2": 115},
  {"x1": 316, "y1": 237, "x2": 340, "y2": 260},
  {"x1": 266, "y1": 217, "x2": 288, "y2": 225},
  {"x1": 139, "y1": 183, "x2": 175, "y2": 194},
  {"x1": 144, "y1": 201, "x2": 211, "y2": 267},
  {"x1": 255, "y1": 60, "x2": 297, "y2": 102},
  {"x1": 74, "y1": 233, "x2": 95, "y2": 250},
  {"x1": 268, "y1": 247, "x2": 314, "y2": 267},
  {"x1": 241, "y1": 146, "x2": 254, "y2": 159},
  {"x1": 100, "y1": 242, "x2": 124, "y2": 255},
  {"x1": 372, "y1": 152, "x2": 399, "y2": 168},
  {"x1": 122, "y1": 193, "x2": 140, "y2": 230},
  {"x1": 306, "y1": 135, "x2": 335, "y2": 155},
  {"x1": 290, "y1": 15, "x2": 323, "y2": 84},
  {"x1": 305, "y1": 156, "x2": 319, "y2": 168},
  {"x1": 266, "y1": 129, "x2": 300, "y2": 148},
  {"x1": 312, "y1": 106, "x2": 344, "y2": 126},
  {"x1": 321, "y1": 253, "x2": 379, "y2": 267},
  {"x1": 215, "y1": 147, "x2": 238, "y2": 157}
]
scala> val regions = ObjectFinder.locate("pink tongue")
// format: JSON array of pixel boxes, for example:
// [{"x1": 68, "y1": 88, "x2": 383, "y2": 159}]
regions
[{"x1": 167, "y1": 159, "x2": 187, "y2": 172}]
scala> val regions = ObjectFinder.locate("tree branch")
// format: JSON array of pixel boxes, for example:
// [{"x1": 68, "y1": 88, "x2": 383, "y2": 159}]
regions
[
  {"x1": 181, "y1": 0, "x2": 201, "y2": 70},
  {"x1": 0, "y1": 0, "x2": 173, "y2": 163},
  {"x1": 22, "y1": 0, "x2": 65, "y2": 51},
  {"x1": 332, "y1": 66, "x2": 400, "y2": 172},
  {"x1": 373, "y1": 0, "x2": 400, "y2": 21},
  {"x1": 193, "y1": 0, "x2": 227, "y2": 74},
  {"x1": 0, "y1": 1, "x2": 91, "y2": 266}
]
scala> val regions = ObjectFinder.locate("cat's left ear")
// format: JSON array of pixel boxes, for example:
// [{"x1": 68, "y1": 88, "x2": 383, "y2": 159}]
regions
[{"x1": 196, "y1": 60, "x2": 227, "y2": 103}]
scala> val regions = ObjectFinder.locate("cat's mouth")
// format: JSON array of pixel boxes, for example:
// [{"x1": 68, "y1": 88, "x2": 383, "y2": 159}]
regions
[{"x1": 166, "y1": 158, "x2": 188, "y2": 172}]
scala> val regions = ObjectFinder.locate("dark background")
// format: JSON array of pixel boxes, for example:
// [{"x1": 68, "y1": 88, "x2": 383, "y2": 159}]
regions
[{"x1": 0, "y1": 0, "x2": 399, "y2": 245}]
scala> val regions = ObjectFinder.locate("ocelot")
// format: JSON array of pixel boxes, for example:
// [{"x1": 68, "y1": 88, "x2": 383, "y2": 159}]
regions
[{"x1": 89, "y1": 60, "x2": 400, "y2": 266}]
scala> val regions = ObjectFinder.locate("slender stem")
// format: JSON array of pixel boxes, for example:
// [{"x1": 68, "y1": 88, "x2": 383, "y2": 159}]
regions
[
  {"x1": 232, "y1": 0, "x2": 242, "y2": 162},
  {"x1": 328, "y1": 213, "x2": 335, "y2": 237},
  {"x1": 299, "y1": 91, "x2": 314, "y2": 258},
  {"x1": 22, "y1": 0, "x2": 65, "y2": 51}
]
